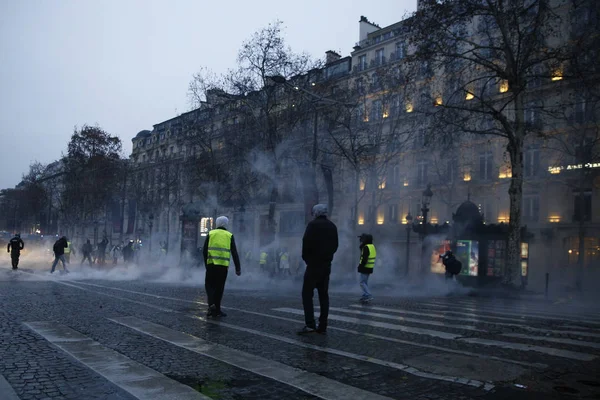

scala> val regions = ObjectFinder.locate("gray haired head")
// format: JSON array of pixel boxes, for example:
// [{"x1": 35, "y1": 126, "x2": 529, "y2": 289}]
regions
[
  {"x1": 312, "y1": 204, "x2": 328, "y2": 218},
  {"x1": 216, "y1": 216, "x2": 229, "y2": 229}
]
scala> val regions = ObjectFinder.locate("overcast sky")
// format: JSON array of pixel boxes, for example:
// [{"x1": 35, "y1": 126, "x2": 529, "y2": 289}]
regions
[{"x1": 0, "y1": 0, "x2": 416, "y2": 190}]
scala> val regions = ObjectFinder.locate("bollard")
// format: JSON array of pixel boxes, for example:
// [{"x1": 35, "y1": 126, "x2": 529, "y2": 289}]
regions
[{"x1": 545, "y1": 272, "x2": 549, "y2": 299}]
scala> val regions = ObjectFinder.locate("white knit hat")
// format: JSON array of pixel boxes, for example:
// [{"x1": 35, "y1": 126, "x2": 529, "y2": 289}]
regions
[{"x1": 215, "y1": 216, "x2": 229, "y2": 228}]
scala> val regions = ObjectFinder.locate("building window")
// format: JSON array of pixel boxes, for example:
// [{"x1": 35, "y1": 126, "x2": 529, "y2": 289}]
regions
[
  {"x1": 388, "y1": 204, "x2": 398, "y2": 224},
  {"x1": 479, "y1": 151, "x2": 493, "y2": 181},
  {"x1": 413, "y1": 129, "x2": 426, "y2": 149},
  {"x1": 525, "y1": 102, "x2": 541, "y2": 126},
  {"x1": 417, "y1": 161, "x2": 428, "y2": 185},
  {"x1": 367, "y1": 205, "x2": 376, "y2": 223},
  {"x1": 445, "y1": 158, "x2": 456, "y2": 183},
  {"x1": 390, "y1": 164, "x2": 401, "y2": 186},
  {"x1": 573, "y1": 190, "x2": 592, "y2": 222},
  {"x1": 395, "y1": 42, "x2": 406, "y2": 60},
  {"x1": 371, "y1": 100, "x2": 383, "y2": 121},
  {"x1": 371, "y1": 74, "x2": 380, "y2": 91},
  {"x1": 375, "y1": 48, "x2": 385, "y2": 66},
  {"x1": 522, "y1": 195, "x2": 540, "y2": 222},
  {"x1": 524, "y1": 146, "x2": 540, "y2": 178},
  {"x1": 359, "y1": 55, "x2": 367, "y2": 71}
]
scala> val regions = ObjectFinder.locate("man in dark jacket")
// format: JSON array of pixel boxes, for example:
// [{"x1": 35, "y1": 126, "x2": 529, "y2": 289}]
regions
[
  {"x1": 202, "y1": 216, "x2": 241, "y2": 317},
  {"x1": 7, "y1": 233, "x2": 25, "y2": 270},
  {"x1": 440, "y1": 250, "x2": 462, "y2": 280},
  {"x1": 51, "y1": 236, "x2": 69, "y2": 273},
  {"x1": 81, "y1": 239, "x2": 93, "y2": 266},
  {"x1": 298, "y1": 204, "x2": 338, "y2": 334},
  {"x1": 357, "y1": 233, "x2": 376, "y2": 303}
]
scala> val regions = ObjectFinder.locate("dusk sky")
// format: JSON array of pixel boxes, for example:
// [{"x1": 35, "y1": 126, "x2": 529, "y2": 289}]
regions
[{"x1": 0, "y1": 0, "x2": 415, "y2": 190}]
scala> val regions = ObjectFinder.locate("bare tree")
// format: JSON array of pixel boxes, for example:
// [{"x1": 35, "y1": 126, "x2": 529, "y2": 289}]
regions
[{"x1": 406, "y1": 0, "x2": 575, "y2": 286}]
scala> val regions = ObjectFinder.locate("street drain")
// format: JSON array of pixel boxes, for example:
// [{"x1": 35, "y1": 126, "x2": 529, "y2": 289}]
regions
[
  {"x1": 554, "y1": 386, "x2": 580, "y2": 395},
  {"x1": 578, "y1": 380, "x2": 600, "y2": 387}
]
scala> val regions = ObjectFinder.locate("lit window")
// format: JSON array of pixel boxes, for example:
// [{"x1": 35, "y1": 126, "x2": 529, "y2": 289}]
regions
[
  {"x1": 548, "y1": 215, "x2": 561, "y2": 223},
  {"x1": 378, "y1": 178, "x2": 386, "y2": 190},
  {"x1": 499, "y1": 80, "x2": 509, "y2": 93},
  {"x1": 406, "y1": 102, "x2": 414, "y2": 113},
  {"x1": 360, "y1": 179, "x2": 366, "y2": 191},
  {"x1": 434, "y1": 96, "x2": 443, "y2": 106},
  {"x1": 463, "y1": 172, "x2": 472, "y2": 182},
  {"x1": 551, "y1": 70, "x2": 563, "y2": 81},
  {"x1": 465, "y1": 91, "x2": 474, "y2": 100}
]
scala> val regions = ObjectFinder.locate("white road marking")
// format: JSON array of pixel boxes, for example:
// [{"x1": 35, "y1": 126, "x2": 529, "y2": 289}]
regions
[
  {"x1": 502, "y1": 333, "x2": 600, "y2": 350},
  {"x1": 420, "y1": 302, "x2": 600, "y2": 326},
  {"x1": 349, "y1": 305, "x2": 600, "y2": 339},
  {"x1": 37, "y1": 278, "x2": 496, "y2": 389},
  {"x1": 273, "y1": 307, "x2": 462, "y2": 339},
  {"x1": 0, "y1": 373, "x2": 20, "y2": 400},
  {"x1": 458, "y1": 337, "x2": 596, "y2": 361},
  {"x1": 110, "y1": 316, "x2": 395, "y2": 400},
  {"x1": 329, "y1": 307, "x2": 485, "y2": 331},
  {"x1": 23, "y1": 321, "x2": 207, "y2": 400},
  {"x1": 431, "y1": 298, "x2": 600, "y2": 321}
]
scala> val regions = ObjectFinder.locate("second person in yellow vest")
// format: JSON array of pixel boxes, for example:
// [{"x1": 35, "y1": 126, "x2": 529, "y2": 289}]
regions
[
  {"x1": 357, "y1": 233, "x2": 376, "y2": 303},
  {"x1": 202, "y1": 216, "x2": 241, "y2": 317}
]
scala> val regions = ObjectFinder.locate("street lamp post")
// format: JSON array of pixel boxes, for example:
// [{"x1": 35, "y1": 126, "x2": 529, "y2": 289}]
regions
[
  {"x1": 405, "y1": 212, "x2": 413, "y2": 276},
  {"x1": 420, "y1": 184, "x2": 434, "y2": 274},
  {"x1": 148, "y1": 213, "x2": 154, "y2": 255}
]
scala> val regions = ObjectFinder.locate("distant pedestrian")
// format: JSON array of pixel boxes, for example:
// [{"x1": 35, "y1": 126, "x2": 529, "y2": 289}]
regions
[
  {"x1": 64, "y1": 239, "x2": 75, "y2": 264},
  {"x1": 51, "y1": 236, "x2": 69, "y2": 273},
  {"x1": 259, "y1": 250, "x2": 268, "y2": 273},
  {"x1": 298, "y1": 204, "x2": 338, "y2": 335},
  {"x1": 81, "y1": 239, "x2": 93, "y2": 266},
  {"x1": 202, "y1": 216, "x2": 241, "y2": 317},
  {"x1": 7, "y1": 233, "x2": 24, "y2": 270},
  {"x1": 97, "y1": 237, "x2": 108, "y2": 265},
  {"x1": 279, "y1": 248, "x2": 291, "y2": 277},
  {"x1": 357, "y1": 233, "x2": 376, "y2": 303},
  {"x1": 122, "y1": 240, "x2": 134, "y2": 263},
  {"x1": 440, "y1": 250, "x2": 462, "y2": 280},
  {"x1": 111, "y1": 243, "x2": 121, "y2": 265}
]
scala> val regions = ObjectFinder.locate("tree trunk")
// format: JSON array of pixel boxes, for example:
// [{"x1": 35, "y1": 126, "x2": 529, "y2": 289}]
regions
[{"x1": 506, "y1": 137, "x2": 524, "y2": 287}]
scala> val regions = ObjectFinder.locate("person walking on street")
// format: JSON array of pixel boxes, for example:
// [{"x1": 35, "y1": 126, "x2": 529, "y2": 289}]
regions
[
  {"x1": 81, "y1": 239, "x2": 93, "y2": 266},
  {"x1": 122, "y1": 240, "x2": 134, "y2": 263},
  {"x1": 298, "y1": 204, "x2": 338, "y2": 335},
  {"x1": 51, "y1": 236, "x2": 69, "y2": 273},
  {"x1": 64, "y1": 239, "x2": 75, "y2": 264},
  {"x1": 357, "y1": 233, "x2": 376, "y2": 303},
  {"x1": 202, "y1": 216, "x2": 241, "y2": 317},
  {"x1": 7, "y1": 233, "x2": 24, "y2": 270},
  {"x1": 97, "y1": 237, "x2": 108, "y2": 265},
  {"x1": 279, "y1": 248, "x2": 291, "y2": 277},
  {"x1": 440, "y1": 250, "x2": 462, "y2": 281},
  {"x1": 259, "y1": 250, "x2": 268, "y2": 274}
]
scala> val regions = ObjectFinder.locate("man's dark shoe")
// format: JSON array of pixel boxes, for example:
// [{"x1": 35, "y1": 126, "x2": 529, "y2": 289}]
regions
[
  {"x1": 297, "y1": 326, "x2": 316, "y2": 335},
  {"x1": 215, "y1": 311, "x2": 227, "y2": 317},
  {"x1": 207, "y1": 304, "x2": 216, "y2": 317},
  {"x1": 316, "y1": 326, "x2": 327, "y2": 334}
]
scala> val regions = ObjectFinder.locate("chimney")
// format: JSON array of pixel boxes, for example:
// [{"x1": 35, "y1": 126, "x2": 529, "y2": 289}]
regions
[
  {"x1": 359, "y1": 15, "x2": 381, "y2": 43},
  {"x1": 325, "y1": 50, "x2": 341, "y2": 65}
]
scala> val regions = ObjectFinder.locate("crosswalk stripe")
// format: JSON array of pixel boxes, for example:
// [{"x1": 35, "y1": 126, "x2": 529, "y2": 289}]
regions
[
  {"x1": 420, "y1": 302, "x2": 600, "y2": 326},
  {"x1": 502, "y1": 333, "x2": 600, "y2": 350},
  {"x1": 431, "y1": 298, "x2": 600, "y2": 321},
  {"x1": 349, "y1": 305, "x2": 600, "y2": 339},
  {"x1": 273, "y1": 307, "x2": 461, "y2": 339},
  {"x1": 23, "y1": 321, "x2": 208, "y2": 400},
  {"x1": 457, "y1": 337, "x2": 596, "y2": 361},
  {"x1": 110, "y1": 316, "x2": 396, "y2": 400},
  {"x1": 329, "y1": 307, "x2": 485, "y2": 331}
]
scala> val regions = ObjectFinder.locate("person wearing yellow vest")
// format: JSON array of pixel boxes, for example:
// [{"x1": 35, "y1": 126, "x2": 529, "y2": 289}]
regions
[
  {"x1": 202, "y1": 216, "x2": 241, "y2": 317},
  {"x1": 64, "y1": 240, "x2": 75, "y2": 264},
  {"x1": 357, "y1": 233, "x2": 376, "y2": 303},
  {"x1": 259, "y1": 251, "x2": 268, "y2": 272}
]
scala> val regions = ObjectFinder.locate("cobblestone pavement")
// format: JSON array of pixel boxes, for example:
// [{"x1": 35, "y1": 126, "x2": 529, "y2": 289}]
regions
[{"x1": 1, "y1": 265, "x2": 600, "y2": 399}]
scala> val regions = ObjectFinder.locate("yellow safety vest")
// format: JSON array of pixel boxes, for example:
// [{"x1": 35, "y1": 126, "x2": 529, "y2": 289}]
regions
[
  {"x1": 65, "y1": 242, "x2": 72, "y2": 254},
  {"x1": 280, "y1": 252, "x2": 288, "y2": 261},
  {"x1": 260, "y1": 252, "x2": 268, "y2": 265},
  {"x1": 206, "y1": 229, "x2": 233, "y2": 267},
  {"x1": 360, "y1": 244, "x2": 376, "y2": 269}
]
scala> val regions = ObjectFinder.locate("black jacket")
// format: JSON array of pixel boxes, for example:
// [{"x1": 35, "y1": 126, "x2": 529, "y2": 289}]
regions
[
  {"x1": 202, "y1": 227, "x2": 241, "y2": 272},
  {"x1": 53, "y1": 238, "x2": 68, "y2": 256},
  {"x1": 302, "y1": 216, "x2": 339, "y2": 268},
  {"x1": 8, "y1": 237, "x2": 24, "y2": 254}
]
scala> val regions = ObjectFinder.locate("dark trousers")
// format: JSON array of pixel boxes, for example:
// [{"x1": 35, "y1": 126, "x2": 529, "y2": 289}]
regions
[
  {"x1": 11, "y1": 253, "x2": 20, "y2": 269},
  {"x1": 205, "y1": 264, "x2": 229, "y2": 312},
  {"x1": 82, "y1": 253, "x2": 93, "y2": 266},
  {"x1": 302, "y1": 266, "x2": 331, "y2": 329}
]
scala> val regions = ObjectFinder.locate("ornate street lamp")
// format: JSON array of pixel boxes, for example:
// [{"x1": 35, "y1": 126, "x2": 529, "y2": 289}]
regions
[
  {"x1": 420, "y1": 184, "x2": 433, "y2": 274},
  {"x1": 405, "y1": 212, "x2": 413, "y2": 276}
]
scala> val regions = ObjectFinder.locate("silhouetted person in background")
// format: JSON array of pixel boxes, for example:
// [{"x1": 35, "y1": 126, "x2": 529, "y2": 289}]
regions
[
  {"x1": 51, "y1": 236, "x2": 69, "y2": 273},
  {"x1": 440, "y1": 250, "x2": 462, "y2": 280},
  {"x1": 7, "y1": 233, "x2": 24, "y2": 270},
  {"x1": 81, "y1": 239, "x2": 93, "y2": 266},
  {"x1": 97, "y1": 237, "x2": 108, "y2": 265},
  {"x1": 298, "y1": 204, "x2": 338, "y2": 335},
  {"x1": 122, "y1": 240, "x2": 134, "y2": 263}
]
